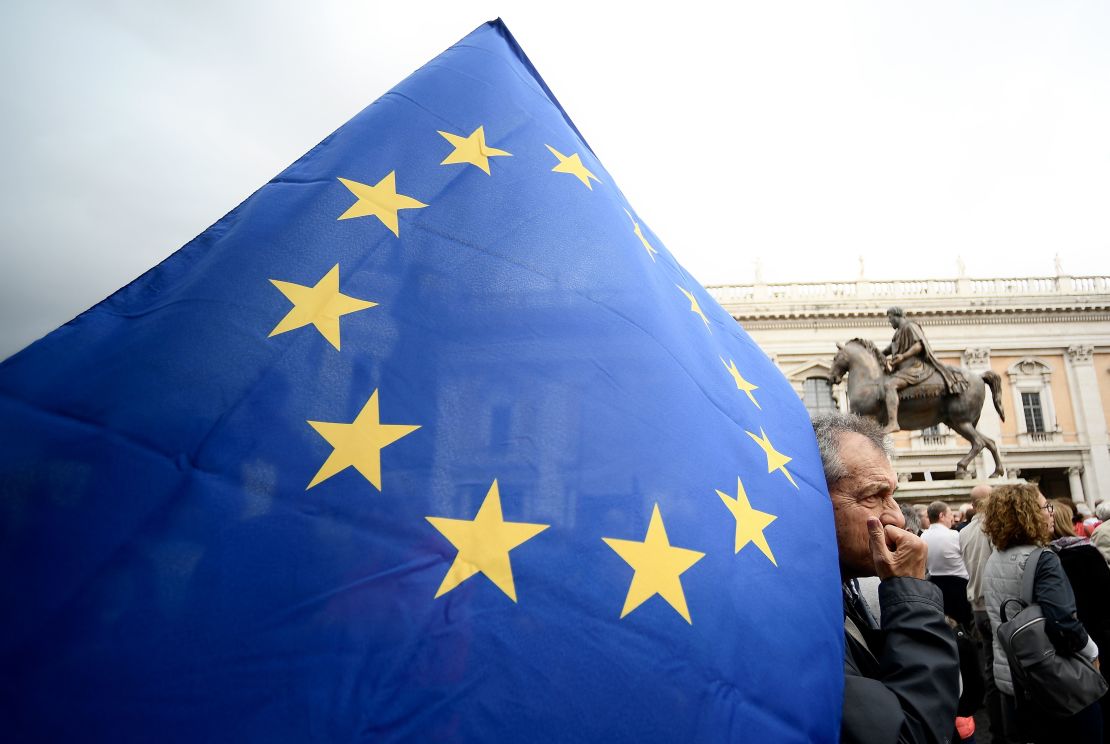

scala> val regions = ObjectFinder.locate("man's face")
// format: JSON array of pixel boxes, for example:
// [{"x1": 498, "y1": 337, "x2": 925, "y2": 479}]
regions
[
  {"x1": 828, "y1": 432, "x2": 903, "y2": 579},
  {"x1": 887, "y1": 312, "x2": 900, "y2": 329},
  {"x1": 939, "y1": 508, "x2": 954, "y2": 528}
]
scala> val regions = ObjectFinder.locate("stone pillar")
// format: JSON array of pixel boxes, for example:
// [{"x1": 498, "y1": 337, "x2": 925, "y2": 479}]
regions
[
  {"x1": 1081, "y1": 464, "x2": 1094, "y2": 505},
  {"x1": 1066, "y1": 344, "x2": 1109, "y2": 506},
  {"x1": 963, "y1": 347, "x2": 999, "y2": 478},
  {"x1": 1068, "y1": 466, "x2": 1086, "y2": 504},
  {"x1": 1065, "y1": 468, "x2": 1083, "y2": 504}
]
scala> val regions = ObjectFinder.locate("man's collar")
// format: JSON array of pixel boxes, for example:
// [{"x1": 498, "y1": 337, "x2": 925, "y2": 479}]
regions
[{"x1": 842, "y1": 579, "x2": 879, "y2": 630}]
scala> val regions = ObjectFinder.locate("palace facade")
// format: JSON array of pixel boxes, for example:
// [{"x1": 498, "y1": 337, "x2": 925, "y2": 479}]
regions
[{"x1": 707, "y1": 273, "x2": 1110, "y2": 506}]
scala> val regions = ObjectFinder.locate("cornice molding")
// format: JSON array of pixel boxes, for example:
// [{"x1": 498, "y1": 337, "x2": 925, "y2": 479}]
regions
[
  {"x1": 734, "y1": 310, "x2": 1110, "y2": 329},
  {"x1": 709, "y1": 275, "x2": 1110, "y2": 325}
]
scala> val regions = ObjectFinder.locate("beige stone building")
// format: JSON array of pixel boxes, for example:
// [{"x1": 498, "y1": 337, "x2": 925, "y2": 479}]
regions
[{"x1": 707, "y1": 273, "x2": 1110, "y2": 507}]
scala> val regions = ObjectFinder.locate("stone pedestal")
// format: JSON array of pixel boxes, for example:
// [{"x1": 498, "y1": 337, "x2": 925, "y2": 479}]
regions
[{"x1": 893, "y1": 477, "x2": 1024, "y2": 506}]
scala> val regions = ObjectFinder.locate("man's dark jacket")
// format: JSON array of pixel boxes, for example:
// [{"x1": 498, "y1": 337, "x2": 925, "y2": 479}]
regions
[{"x1": 842, "y1": 577, "x2": 960, "y2": 744}]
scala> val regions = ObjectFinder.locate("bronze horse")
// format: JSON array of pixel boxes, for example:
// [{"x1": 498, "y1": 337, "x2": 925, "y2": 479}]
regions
[{"x1": 828, "y1": 338, "x2": 1006, "y2": 478}]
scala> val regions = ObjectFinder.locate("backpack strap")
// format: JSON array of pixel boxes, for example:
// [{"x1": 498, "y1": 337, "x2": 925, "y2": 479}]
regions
[{"x1": 1020, "y1": 547, "x2": 1043, "y2": 605}]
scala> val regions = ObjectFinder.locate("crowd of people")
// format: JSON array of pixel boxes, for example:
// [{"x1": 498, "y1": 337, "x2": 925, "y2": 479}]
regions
[{"x1": 813, "y1": 412, "x2": 1110, "y2": 744}]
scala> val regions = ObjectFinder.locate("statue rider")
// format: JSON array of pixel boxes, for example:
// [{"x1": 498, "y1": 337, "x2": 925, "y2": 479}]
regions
[{"x1": 881, "y1": 307, "x2": 968, "y2": 433}]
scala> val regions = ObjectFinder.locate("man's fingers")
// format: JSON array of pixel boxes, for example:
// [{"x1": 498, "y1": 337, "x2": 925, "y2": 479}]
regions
[
  {"x1": 884, "y1": 524, "x2": 912, "y2": 547},
  {"x1": 879, "y1": 525, "x2": 929, "y2": 580},
  {"x1": 867, "y1": 517, "x2": 891, "y2": 560}
]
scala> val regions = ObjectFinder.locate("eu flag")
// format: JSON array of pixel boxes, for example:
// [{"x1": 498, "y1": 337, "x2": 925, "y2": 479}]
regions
[{"x1": 0, "y1": 20, "x2": 843, "y2": 742}]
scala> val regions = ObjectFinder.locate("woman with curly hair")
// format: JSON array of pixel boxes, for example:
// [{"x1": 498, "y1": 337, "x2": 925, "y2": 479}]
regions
[{"x1": 982, "y1": 484, "x2": 1103, "y2": 743}]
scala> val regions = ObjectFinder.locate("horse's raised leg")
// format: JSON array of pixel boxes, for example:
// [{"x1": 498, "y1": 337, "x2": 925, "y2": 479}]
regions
[{"x1": 949, "y1": 419, "x2": 986, "y2": 479}]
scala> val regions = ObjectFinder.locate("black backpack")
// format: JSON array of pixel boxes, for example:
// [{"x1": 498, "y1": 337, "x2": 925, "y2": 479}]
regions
[{"x1": 995, "y1": 547, "x2": 1108, "y2": 716}]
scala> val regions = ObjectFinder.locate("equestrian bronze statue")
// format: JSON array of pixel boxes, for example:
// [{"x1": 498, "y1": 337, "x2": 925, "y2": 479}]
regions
[{"x1": 828, "y1": 308, "x2": 1006, "y2": 478}]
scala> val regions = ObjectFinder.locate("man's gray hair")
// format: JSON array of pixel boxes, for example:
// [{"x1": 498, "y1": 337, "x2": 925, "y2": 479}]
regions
[
  {"x1": 811, "y1": 412, "x2": 891, "y2": 486},
  {"x1": 1095, "y1": 500, "x2": 1110, "y2": 521}
]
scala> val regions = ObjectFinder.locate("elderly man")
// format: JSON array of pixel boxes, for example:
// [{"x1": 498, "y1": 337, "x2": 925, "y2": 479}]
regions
[{"x1": 813, "y1": 412, "x2": 959, "y2": 744}]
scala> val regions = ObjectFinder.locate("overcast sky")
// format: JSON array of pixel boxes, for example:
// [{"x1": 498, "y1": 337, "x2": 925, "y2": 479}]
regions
[{"x1": 2, "y1": 1, "x2": 1108, "y2": 360}]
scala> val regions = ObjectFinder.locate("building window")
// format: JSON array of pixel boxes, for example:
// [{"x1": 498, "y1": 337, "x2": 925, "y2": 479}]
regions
[
  {"x1": 1007, "y1": 358, "x2": 1057, "y2": 442},
  {"x1": 803, "y1": 377, "x2": 837, "y2": 414},
  {"x1": 1022, "y1": 392, "x2": 1045, "y2": 434}
]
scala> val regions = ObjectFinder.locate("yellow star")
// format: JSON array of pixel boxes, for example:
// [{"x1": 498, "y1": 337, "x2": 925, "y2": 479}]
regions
[
  {"x1": 677, "y1": 285, "x2": 711, "y2": 330},
  {"x1": 721, "y1": 357, "x2": 760, "y2": 409},
  {"x1": 337, "y1": 172, "x2": 427, "y2": 236},
  {"x1": 746, "y1": 427, "x2": 798, "y2": 489},
  {"x1": 545, "y1": 144, "x2": 601, "y2": 189},
  {"x1": 624, "y1": 209, "x2": 658, "y2": 262},
  {"x1": 603, "y1": 504, "x2": 705, "y2": 624},
  {"x1": 306, "y1": 390, "x2": 420, "y2": 491},
  {"x1": 437, "y1": 126, "x2": 511, "y2": 175},
  {"x1": 268, "y1": 265, "x2": 376, "y2": 350},
  {"x1": 717, "y1": 477, "x2": 778, "y2": 566},
  {"x1": 426, "y1": 480, "x2": 549, "y2": 602}
]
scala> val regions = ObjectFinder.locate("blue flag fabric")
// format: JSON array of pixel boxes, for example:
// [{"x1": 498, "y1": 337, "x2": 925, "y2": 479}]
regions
[{"x1": 0, "y1": 20, "x2": 843, "y2": 742}]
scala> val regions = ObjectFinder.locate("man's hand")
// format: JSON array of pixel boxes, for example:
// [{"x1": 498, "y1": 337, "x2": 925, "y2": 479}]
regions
[{"x1": 867, "y1": 516, "x2": 927, "y2": 580}]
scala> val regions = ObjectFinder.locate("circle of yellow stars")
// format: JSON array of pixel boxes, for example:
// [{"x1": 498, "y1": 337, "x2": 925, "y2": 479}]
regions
[{"x1": 258, "y1": 121, "x2": 801, "y2": 626}]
